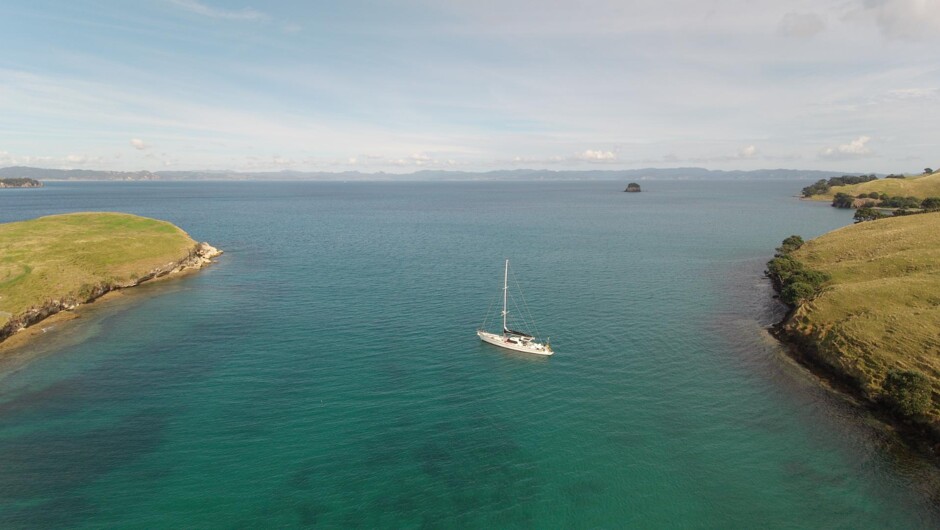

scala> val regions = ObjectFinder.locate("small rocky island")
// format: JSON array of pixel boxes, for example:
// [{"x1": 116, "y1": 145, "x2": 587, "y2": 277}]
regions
[
  {"x1": 624, "y1": 182, "x2": 641, "y2": 192},
  {"x1": 0, "y1": 178, "x2": 43, "y2": 188},
  {"x1": 0, "y1": 212, "x2": 222, "y2": 349}
]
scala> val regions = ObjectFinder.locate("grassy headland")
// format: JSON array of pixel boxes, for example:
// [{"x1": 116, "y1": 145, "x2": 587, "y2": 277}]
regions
[
  {"x1": 0, "y1": 212, "x2": 220, "y2": 345},
  {"x1": 769, "y1": 212, "x2": 940, "y2": 444},
  {"x1": 803, "y1": 170, "x2": 940, "y2": 202}
]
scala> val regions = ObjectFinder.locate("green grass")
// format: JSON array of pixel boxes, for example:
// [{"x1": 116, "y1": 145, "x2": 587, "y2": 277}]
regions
[
  {"x1": 785, "y1": 212, "x2": 940, "y2": 417},
  {"x1": 809, "y1": 171, "x2": 940, "y2": 202},
  {"x1": 0, "y1": 212, "x2": 196, "y2": 327}
]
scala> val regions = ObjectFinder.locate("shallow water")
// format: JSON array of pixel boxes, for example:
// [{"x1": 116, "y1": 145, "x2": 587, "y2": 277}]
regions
[{"x1": 0, "y1": 180, "x2": 938, "y2": 527}]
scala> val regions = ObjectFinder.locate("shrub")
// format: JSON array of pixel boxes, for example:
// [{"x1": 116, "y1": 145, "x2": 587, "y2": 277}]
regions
[
  {"x1": 867, "y1": 192, "x2": 880, "y2": 199},
  {"x1": 883, "y1": 369, "x2": 932, "y2": 417},
  {"x1": 886, "y1": 174, "x2": 906, "y2": 179}
]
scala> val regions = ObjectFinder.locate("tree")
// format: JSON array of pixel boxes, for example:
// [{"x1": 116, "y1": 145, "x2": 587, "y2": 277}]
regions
[
  {"x1": 883, "y1": 369, "x2": 932, "y2": 417},
  {"x1": 802, "y1": 179, "x2": 829, "y2": 197},
  {"x1": 766, "y1": 254, "x2": 804, "y2": 282},
  {"x1": 775, "y1": 235, "x2": 804, "y2": 256},
  {"x1": 781, "y1": 282, "x2": 816, "y2": 305},
  {"x1": 832, "y1": 192, "x2": 855, "y2": 208},
  {"x1": 921, "y1": 197, "x2": 940, "y2": 211},
  {"x1": 854, "y1": 207, "x2": 885, "y2": 223},
  {"x1": 925, "y1": 168, "x2": 934, "y2": 175}
]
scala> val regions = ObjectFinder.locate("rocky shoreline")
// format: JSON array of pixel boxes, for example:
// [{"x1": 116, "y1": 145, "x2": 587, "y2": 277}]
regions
[
  {"x1": 767, "y1": 274, "x2": 940, "y2": 460},
  {"x1": 770, "y1": 319, "x2": 940, "y2": 455},
  {"x1": 0, "y1": 242, "x2": 222, "y2": 346}
]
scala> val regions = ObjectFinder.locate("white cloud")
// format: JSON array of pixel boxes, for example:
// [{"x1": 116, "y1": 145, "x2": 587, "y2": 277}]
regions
[
  {"x1": 168, "y1": 0, "x2": 267, "y2": 21},
  {"x1": 778, "y1": 12, "x2": 826, "y2": 37},
  {"x1": 130, "y1": 138, "x2": 149, "y2": 150},
  {"x1": 577, "y1": 149, "x2": 616, "y2": 162},
  {"x1": 738, "y1": 145, "x2": 759, "y2": 158},
  {"x1": 820, "y1": 136, "x2": 873, "y2": 159}
]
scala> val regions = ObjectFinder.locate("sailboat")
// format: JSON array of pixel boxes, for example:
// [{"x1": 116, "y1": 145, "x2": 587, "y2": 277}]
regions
[{"x1": 477, "y1": 259, "x2": 554, "y2": 356}]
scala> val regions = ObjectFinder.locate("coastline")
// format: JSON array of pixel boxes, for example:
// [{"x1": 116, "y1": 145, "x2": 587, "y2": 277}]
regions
[
  {"x1": 0, "y1": 242, "x2": 222, "y2": 352},
  {"x1": 770, "y1": 317, "x2": 940, "y2": 459},
  {"x1": 762, "y1": 209, "x2": 940, "y2": 464}
]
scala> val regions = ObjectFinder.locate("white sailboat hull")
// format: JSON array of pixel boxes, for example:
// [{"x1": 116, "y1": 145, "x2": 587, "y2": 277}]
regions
[{"x1": 477, "y1": 330, "x2": 554, "y2": 356}]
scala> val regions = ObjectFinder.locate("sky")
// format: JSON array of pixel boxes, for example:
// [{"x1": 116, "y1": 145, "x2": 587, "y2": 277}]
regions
[{"x1": 0, "y1": 0, "x2": 938, "y2": 173}]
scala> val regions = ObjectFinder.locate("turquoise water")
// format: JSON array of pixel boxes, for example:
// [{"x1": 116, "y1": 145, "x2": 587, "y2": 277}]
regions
[{"x1": 1, "y1": 180, "x2": 938, "y2": 527}]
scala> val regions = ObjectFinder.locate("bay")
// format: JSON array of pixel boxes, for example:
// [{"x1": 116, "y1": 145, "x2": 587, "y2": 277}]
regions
[{"x1": 0, "y1": 180, "x2": 937, "y2": 528}]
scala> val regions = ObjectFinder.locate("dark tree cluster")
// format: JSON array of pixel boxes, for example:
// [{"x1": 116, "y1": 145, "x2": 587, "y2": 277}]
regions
[
  {"x1": 885, "y1": 174, "x2": 906, "y2": 179},
  {"x1": 921, "y1": 197, "x2": 940, "y2": 210},
  {"x1": 0, "y1": 177, "x2": 42, "y2": 187},
  {"x1": 766, "y1": 235, "x2": 830, "y2": 306},
  {"x1": 801, "y1": 174, "x2": 878, "y2": 197},
  {"x1": 831, "y1": 192, "x2": 855, "y2": 208},
  {"x1": 880, "y1": 196, "x2": 922, "y2": 209},
  {"x1": 853, "y1": 207, "x2": 885, "y2": 223}
]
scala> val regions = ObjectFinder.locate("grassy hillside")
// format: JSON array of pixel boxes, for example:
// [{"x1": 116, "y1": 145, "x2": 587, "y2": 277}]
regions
[
  {"x1": 0, "y1": 213, "x2": 197, "y2": 328},
  {"x1": 782, "y1": 212, "x2": 940, "y2": 420},
  {"x1": 809, "y1": 171, "x2": 940, "y2": 201}
]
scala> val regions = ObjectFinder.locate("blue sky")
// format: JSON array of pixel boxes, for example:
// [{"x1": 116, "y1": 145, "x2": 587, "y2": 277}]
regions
[{"x1": 1, "y1": 0, "x2": 938, "y2": 173}]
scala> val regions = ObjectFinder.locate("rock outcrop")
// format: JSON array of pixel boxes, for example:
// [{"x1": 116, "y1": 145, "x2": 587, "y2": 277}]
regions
[{"x1": 624, "y1": 183, "x2": 641, "y2": 192}]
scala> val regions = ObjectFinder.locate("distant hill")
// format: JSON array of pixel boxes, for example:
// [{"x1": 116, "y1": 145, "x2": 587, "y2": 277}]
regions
[
  {"x1": 0, "y1": 165, "x2": 848, "y2": 182},
  {"x1": 0, "y1": 166, "x2": 161, "y2": 181},
  {"x1": 807, "y1": 171, "x2": 940, "y2": 201}
]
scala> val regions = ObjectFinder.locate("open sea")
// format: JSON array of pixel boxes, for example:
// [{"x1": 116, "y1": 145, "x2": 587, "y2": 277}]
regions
[{"x1": 1, "y1": 179, "x2": 939, "y2": 528}]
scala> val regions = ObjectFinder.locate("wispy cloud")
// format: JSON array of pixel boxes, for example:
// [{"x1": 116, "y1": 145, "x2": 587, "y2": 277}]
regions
[
  {"x1": 168, "y1": 0, "x2": 267, "y2": 21},
  {"x1": 844, "y1": 0, "x2": 940, "y2": 40},
  {"x1": 778, "y1": 12, "x2": 826, "y2": 38},
  {"x1": 130, "y1": 138, "x2": 149, "y2": 150}
]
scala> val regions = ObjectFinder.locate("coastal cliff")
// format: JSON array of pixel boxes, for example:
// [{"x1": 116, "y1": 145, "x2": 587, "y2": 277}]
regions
[
  {"x1": 768, "y1": 213, "x2": 940, "y2": 453},
  {"x1": 0, "y1": 213, "x2": 222, "y2": 347}
]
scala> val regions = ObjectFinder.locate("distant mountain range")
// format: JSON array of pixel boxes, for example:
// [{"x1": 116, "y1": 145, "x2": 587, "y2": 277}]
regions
[{"x1": 0, "y1": 166, "x2": 852, "y2": 182}]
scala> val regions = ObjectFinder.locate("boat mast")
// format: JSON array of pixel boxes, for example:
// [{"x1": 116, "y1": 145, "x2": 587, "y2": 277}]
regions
[{"x1": 502, "y1": 259, "x2": 509, "y2": 334}]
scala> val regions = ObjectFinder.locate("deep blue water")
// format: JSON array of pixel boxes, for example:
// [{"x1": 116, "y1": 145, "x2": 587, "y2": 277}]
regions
[{"x1": 1, "y1": 180, "x2": 938, "y2": 528}]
